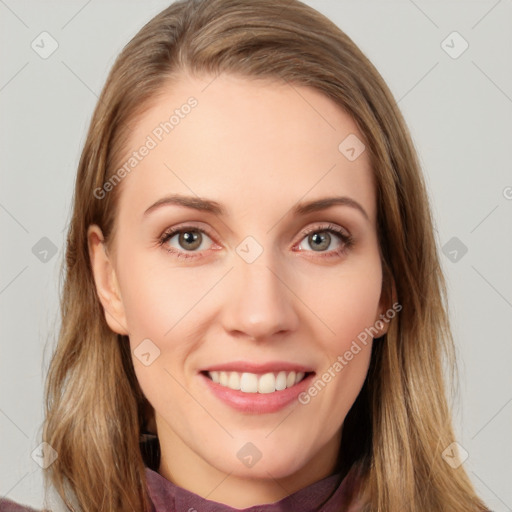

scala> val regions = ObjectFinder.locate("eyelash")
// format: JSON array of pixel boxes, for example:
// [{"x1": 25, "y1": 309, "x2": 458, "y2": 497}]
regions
[{"x1": 157, "y1": 223, "x2": 354, "y2": 261}]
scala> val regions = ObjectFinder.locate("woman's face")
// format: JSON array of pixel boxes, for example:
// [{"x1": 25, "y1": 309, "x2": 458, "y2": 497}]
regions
[{"x1": 89, "y1": 72, "x2": 389, "y2": 489}]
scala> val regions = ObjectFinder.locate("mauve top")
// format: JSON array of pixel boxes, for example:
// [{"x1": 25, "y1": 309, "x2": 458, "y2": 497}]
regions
[{"x1": 0, "y1": 464, "x2": 363, "y2": 511}]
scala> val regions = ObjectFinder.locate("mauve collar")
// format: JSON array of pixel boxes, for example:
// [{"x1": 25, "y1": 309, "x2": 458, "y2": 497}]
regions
[{"x1": 144, "y1": 464, "x2": 362, "y2": 512}]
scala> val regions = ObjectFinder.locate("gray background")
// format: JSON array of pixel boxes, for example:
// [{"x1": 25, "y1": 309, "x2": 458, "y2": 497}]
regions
[{"x1": 1, "y1": 0, "x2": 511, "y2": 510}]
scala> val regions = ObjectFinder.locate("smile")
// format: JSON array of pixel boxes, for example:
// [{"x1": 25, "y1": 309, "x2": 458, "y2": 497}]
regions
[{"x1": 205, "y1": 370, "x2": 309, "y2": 394}]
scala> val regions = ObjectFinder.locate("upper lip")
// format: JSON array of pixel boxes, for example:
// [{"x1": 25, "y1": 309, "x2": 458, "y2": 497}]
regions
[{"x1": 200, "y1": 361, "x2": 315, "y2": 374}]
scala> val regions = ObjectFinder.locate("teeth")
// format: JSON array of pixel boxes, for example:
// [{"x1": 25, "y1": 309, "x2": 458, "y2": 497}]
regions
[
  {"x1": 240, "y1": 372, "x2": 258, "y2": 393},
  {"x1": 258, "y1": 373, "x2": 275, "y2": 394},
  {"x1": 228, "y1": 372, "x2": 241, "y2": 390},
  {"x1": 275, "y1": 371, "x2": 287, "y2": 391},
  {"x1": 207, "y1": 370, "x2": 308, "y2": 393}
]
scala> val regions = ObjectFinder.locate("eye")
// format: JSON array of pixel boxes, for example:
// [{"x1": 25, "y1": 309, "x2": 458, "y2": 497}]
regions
[
  {"x1": 295, "y1": 223, "x2": 353, "y2": 258},
  {"x1": 158, "y1": 223, "x2": 353, "y2": 260},
  {"x1": 158, "y1": 226, "x2": 216, "y2": 259}
]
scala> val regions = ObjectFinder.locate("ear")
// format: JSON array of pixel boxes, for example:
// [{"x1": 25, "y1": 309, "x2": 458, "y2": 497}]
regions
[
  {"x1": 373, "y1": 268, "x2": 398, "y2": 339},
  {"x1": 87, "y1": 224, "x2": 129, "y2": 335}
]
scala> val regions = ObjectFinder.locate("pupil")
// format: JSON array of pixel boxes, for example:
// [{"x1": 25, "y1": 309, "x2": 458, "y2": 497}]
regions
[
  {"x1": 180, "y1": 231, "x2": 201, "y2": 250},
  {"x1": 310, "y1": 232, "x2": 329, "y2": 251}
]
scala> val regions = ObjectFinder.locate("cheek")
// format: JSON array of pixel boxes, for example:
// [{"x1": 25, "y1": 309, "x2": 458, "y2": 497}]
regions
[
  {"x1": 300, "y1": 253, "x2": 383, "y2": 352},
  {"x1": 330, "y1": 279, "x2": 382, "y2": 346},
  {"x1": 297, "y1": 271, "x2": 379, "y2": 434},
  {"x1": 115, "y1": 249, "x2": 212, "y2": 341},
  {"x1": 118, "y1": 257, "x2": 207, "y2": 428}
]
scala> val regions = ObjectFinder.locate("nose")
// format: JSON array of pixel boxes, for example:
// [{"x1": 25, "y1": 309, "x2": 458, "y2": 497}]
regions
[{"x1": 220, "y1": 254, "x2": 299, "y2": 342}]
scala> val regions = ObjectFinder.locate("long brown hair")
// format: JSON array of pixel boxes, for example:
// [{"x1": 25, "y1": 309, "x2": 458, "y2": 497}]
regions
[{"x1": 43, "y1": 1, "x2": 490, "y2": 510}]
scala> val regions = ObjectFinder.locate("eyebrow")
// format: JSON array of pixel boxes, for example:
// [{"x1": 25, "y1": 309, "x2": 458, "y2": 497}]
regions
[
  {"x1": 143, "y1": 194, "x2": 369, "y2": 220},
  {"x1": 143, "y1": 195, "x2": 224, "y2": 217},
  {"x1": 292, "y1": 196, "x2": 368, "y2": 220}
]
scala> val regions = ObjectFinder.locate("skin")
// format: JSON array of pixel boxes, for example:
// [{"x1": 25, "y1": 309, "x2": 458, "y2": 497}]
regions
[{"x1": 88, "y1": 72, "x2": 390, "y2": 508}]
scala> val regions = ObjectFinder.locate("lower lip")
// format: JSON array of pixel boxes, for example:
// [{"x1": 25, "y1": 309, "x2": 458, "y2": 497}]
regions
[{"x1": 199, "y1": 372, "x2": 315, "y2": 414}]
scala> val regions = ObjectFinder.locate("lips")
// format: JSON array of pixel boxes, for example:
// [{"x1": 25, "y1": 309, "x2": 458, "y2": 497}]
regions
[
  {"x1": 199, "y1": 369, "x2": 316, "y2": 414},
  {"x1": 198, "y1": 360, "x2": 315, "y2": 411},
  {"x1": 200, "y1": 360, "x2": 314, "y2": 374}
]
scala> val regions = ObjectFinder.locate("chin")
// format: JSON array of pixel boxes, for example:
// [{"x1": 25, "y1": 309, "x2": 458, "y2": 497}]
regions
[{"x1": 208, "y1": 440, "x2": 312, "y2": 480}]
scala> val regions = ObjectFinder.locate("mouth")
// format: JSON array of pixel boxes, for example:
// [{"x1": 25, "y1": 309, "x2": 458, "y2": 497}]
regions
[
  {"x1": 201, "y1": 369, "x2": 313, "y2": 394},
  {"x1": 199, "y1": 368, "x2": 316, "y2": 413},
  {"x1": 198, "y1": 361, "x2": 316, "y2": 413}
]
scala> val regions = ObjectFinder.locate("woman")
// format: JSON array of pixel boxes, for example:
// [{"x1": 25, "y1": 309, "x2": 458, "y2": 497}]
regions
[{"x1": 0, "y1": 0, "x2": 491, "y2": 510}]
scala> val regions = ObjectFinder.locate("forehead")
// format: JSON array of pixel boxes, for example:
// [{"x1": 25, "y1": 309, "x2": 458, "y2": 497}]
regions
[{"x1": 114, "y1": 72, "x2": 376, "y2": 224}]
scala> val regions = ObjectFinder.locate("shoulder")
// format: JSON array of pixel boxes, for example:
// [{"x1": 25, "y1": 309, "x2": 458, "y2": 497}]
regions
[{"x1": 0, "y1": 498, "x2": 41, "y2": 512}]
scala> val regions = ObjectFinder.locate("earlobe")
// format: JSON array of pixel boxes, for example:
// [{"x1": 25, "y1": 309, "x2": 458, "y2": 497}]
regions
[
  {"x1": 374, "y1": 271, "x2": 398, "y2": 339},
  {"x1": 374, "y1": 308, "x2": 390, "y2": 338},
  {"x1": 87, "y1": 224, "x2": 129, "y2": 335}
]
